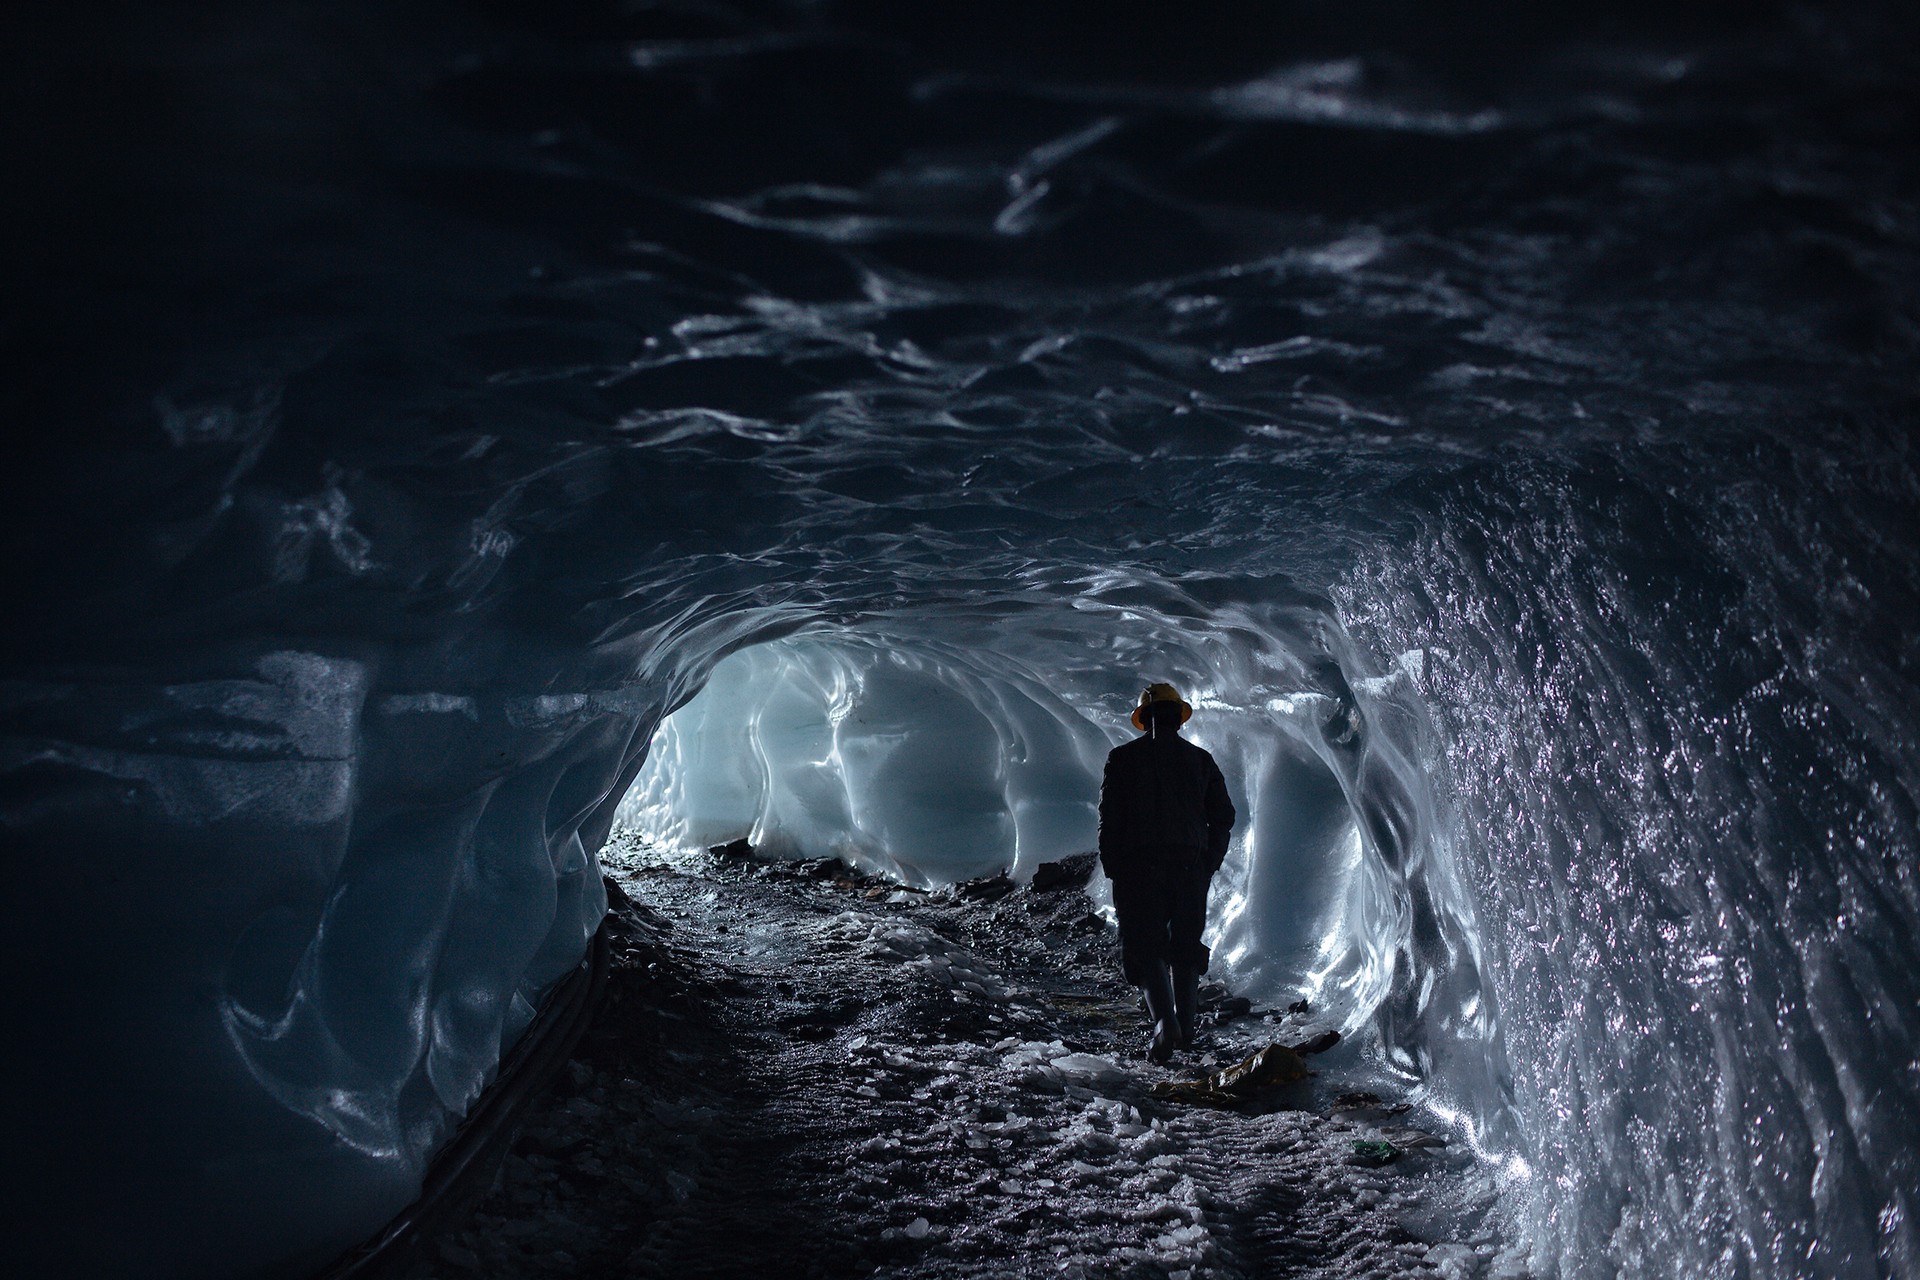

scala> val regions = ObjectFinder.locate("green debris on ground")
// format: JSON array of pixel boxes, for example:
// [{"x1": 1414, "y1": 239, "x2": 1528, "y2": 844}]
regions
[
  {"x1": 1150, "y1": 1042, "x2": 1313, "y2": 1107},
  {"x1": 1348, "y1": 1139, "x2": 1400, "y2": 1167}
]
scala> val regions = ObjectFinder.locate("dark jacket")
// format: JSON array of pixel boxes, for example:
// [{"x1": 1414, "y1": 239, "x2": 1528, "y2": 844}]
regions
[{"x1": 1097, "y1": 733, "x2": 1236, "y2": 877}]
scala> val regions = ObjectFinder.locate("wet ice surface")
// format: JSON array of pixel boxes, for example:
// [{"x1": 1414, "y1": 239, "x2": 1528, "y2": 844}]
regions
[
  {"x1": 430, "y1": 839, "x2": 1521, "y2": 1279},
  {"x1": 13, "y1": 3, "x2": 1920, "y2": 1271}
]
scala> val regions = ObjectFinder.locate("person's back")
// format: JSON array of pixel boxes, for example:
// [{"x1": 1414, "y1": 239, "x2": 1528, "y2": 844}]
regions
[
  {"x1": 1096, "y1": 683, "x2": 1235, "y2": 1063},
  {"x1": 1098, "y1": 732, "x2": 1233, "y2": 868}
]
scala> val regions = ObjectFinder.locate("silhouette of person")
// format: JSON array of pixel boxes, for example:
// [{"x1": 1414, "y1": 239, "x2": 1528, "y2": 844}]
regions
[{"x1": 1097, "y1": 683, "x2": 1236, "y2": 1062}]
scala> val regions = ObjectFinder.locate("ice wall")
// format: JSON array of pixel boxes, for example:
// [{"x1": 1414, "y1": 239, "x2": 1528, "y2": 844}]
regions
[
  {"x1": 614, "y1": 637, "x2": 1114, "y2": 883},
  {"x1": 4, "y1": 654, "x2": 629, "y2": 1276},
  {"x1": 1336, "y1": 443, "x2": 1920, "y2": 1277}
]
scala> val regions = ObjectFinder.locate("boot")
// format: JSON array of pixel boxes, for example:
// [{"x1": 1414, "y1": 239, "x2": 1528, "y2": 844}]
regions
[
  {"x1": 1171, "y1": 965, "x2": 1201, "y2": 1049},
  {"x1": 1139, "y1": 963, "x2": 1179, "y2": 1064}
]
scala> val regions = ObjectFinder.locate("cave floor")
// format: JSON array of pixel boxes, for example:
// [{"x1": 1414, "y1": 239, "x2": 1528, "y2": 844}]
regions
[{"x1": 422, "y1": 839, "x2": 1520, "y2": 1280}]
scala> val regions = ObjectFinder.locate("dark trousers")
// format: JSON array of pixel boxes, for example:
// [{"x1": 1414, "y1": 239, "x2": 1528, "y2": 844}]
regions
[{"x1": 1107, "y1": 847, "x2": 1213, "y2": 986}]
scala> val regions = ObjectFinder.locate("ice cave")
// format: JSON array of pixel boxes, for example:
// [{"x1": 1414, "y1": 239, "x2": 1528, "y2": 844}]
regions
[{"x1": 5, "y1": 1, "x2": 1917, "y2": 1277}]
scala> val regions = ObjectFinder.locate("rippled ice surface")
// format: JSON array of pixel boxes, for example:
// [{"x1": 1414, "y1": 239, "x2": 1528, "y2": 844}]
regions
[{"x1": 6, "y1": 2, "x2": 1918, "y2": 1276}]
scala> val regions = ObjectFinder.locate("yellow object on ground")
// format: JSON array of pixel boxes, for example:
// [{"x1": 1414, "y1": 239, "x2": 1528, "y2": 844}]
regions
[{"x1": 1150, "y1": 1042, "x2": 1312, "y2": 1107}]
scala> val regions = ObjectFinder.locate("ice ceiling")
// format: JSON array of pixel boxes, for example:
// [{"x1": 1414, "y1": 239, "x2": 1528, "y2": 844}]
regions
[{"x1": 6, "y1": 1, "x2": 1919, "y2": 1277}]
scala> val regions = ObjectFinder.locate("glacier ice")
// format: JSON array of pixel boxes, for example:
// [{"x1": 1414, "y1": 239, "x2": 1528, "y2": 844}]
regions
[
  {"x1": 5, "y1": 653, "x2": 617, "y2": 1275},
  {"x1": 8, "y1": 2, "x2": 1920, "y2": 1277},
  {"x1": 614, "y1": 636, "x2": 1114, "y2": 884}
]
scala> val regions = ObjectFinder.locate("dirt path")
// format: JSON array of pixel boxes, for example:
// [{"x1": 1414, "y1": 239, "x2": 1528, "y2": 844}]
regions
[{"x1": 424, "y1": 839, "x2": 1520, "y2": 1279}]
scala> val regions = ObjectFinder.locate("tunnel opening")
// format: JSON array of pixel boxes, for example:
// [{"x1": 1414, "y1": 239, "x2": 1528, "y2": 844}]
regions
[
  {"x1": 611, "y1": 635, "x2": 1113, "y2": 886},
  {"x1": 602, "y1": 624, "x2": 1501, "y2": 1109},
  {"x1": 612, "y1": 630, "x2": 1404, "y2": 1020}
]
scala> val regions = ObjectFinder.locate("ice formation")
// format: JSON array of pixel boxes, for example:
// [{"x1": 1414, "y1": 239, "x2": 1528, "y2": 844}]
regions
[
  {"x1": 614, "y1": 638, "x2": 1113, "y2": 883},
  {"x1": 7, "y1": 1, "x2": 1918, "y2": 1277}
]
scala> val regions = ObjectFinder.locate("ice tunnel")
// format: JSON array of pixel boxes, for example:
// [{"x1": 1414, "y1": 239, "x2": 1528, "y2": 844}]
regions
[
  {"x1": 6, "y1": 0, "x2": 1919, "y2": 1276},
  {"x1": 609, "y1": 629, "x2": 1454, "y2": 1068}
]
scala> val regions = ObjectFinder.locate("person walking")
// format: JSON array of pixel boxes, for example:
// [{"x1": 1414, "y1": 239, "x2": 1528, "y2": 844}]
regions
[{"x1": 1097, "y1": 683, "x2": 1236, "y2": 1063}]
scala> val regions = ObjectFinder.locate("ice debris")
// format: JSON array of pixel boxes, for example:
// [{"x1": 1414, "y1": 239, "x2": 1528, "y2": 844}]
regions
[
  {"x1": 826, "y1": 912, "x2": 1009, "y2": 1000},
  {"x1": 998, "y1": 1039, "x2": 1130, "y2": 1092}
]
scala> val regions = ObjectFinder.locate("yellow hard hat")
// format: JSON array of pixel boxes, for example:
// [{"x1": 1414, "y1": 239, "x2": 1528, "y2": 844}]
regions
[{"x1": 1132, "y1": 682, "x2": 1193, "y2": 730}]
